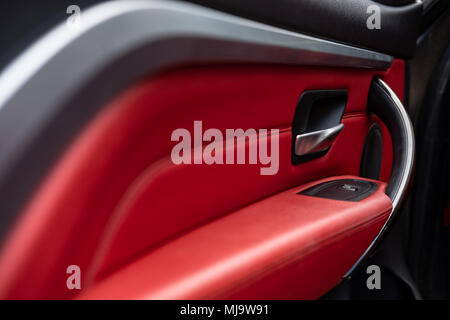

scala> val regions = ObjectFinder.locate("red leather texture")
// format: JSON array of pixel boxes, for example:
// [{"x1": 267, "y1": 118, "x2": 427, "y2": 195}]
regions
[
  {"x1": 96, "y1": 116, "x2": 370, "y2": 276},
  {"x1": 80, "y1": 176, "x2": 392, "y2": 299},
  {"x1": 0, "y1": 61, "x2": 403, "y2": 299}
]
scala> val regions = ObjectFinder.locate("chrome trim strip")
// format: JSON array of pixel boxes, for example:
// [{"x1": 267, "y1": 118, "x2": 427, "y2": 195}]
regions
[
  {"x1": 377, "y1": 79, "x2": 415, "y2": 213},
  {"x1": 344, "y1": 78, "x2": 415, "y2": 277},
  {"x1": 295, "y1": 123, "x2": 344, "y2": 156},
  {"x1": 0, "y1": 0, "x2": 392, "y2": 111}
]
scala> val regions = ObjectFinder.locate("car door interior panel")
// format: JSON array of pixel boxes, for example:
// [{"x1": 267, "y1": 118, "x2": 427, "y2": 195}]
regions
[
  {"x1": 79, "y1": 176, "x2": 392, "y2": 299},
  {"x1": 0, "y1": 0, "x2": 437, "y2": 301},
  {"x1": 0, "y1": 59, "x2": 403, "y2": 298}
]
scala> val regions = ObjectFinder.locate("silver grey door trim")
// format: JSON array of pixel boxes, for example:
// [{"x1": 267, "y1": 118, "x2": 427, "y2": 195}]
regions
[
  {"x1": 0, "y1": 0, "x2": 393, "y2": 110},
  {"x1": 344, "y1": 78, "x2": 415, "y2": 277}
]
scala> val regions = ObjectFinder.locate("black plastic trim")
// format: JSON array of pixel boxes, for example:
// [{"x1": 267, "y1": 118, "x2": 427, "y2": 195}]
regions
[
  {"x1": 185, "y1": 0, "x2": 423, "y2": 58},
  {"x1": 299, "y1": 179, "x2": 378, "y2": 202},
  {"x1": 360, "y1": 122, "x2": 383, "y2": 180}
]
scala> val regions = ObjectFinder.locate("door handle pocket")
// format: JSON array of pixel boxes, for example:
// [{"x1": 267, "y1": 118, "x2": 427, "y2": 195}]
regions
[{"x1": 291, "y1": 90, "x2": 347, "y2": 164}]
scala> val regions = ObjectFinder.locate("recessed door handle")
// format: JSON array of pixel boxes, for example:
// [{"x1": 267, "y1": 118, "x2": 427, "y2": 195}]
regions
[{"x1": 294, "y1": 123, "x2": 344, "y2": 156}]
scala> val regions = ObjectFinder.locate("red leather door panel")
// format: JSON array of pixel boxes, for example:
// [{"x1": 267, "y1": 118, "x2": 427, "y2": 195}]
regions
[
  {"x1": 0, "y1": 61, "x2": 403, "y2": 299},
  {"x1": 80, "y1": 176, "x2": 392, "y2": 299}
]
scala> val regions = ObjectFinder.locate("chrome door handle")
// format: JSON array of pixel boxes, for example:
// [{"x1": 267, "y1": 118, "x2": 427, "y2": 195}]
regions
[{"x1": 294, "y1": 123, "x2": 344, "y2": 156}]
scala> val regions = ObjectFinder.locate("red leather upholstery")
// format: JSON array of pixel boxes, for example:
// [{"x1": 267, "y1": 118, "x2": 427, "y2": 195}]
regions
[
  {"x1": 80, "y1": 176, "x2": 392, "y2": 299},
  {"x1": 0, "y1": 61, "x2": 403, "y2": 299},
  {"x1": 96, "y1": 116, "x2": 371, "y2": 275}
]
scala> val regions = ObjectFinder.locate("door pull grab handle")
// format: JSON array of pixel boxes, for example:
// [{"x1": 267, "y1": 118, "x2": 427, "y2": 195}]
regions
[{"x1": 294, "y1": 123, "x2": 344, "y2": 156}]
